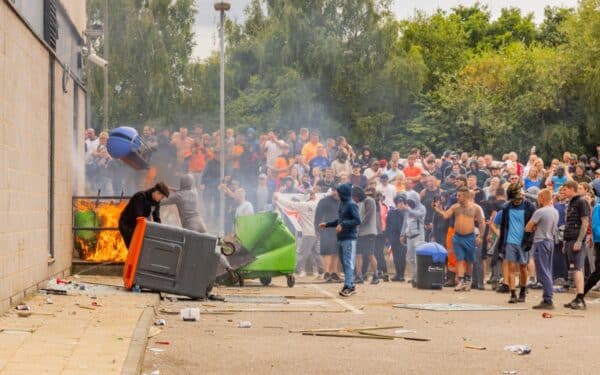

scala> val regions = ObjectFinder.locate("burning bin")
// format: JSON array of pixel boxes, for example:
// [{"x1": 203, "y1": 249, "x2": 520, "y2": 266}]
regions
[
  {"x1": 415, "y1": 242, "x2": 447, "y2": 290},
  {"x1": 123, "y1": 218, "x2": 219, "y2": 299}
]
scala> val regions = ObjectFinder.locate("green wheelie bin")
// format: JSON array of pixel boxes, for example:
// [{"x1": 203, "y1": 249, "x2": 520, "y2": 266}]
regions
[{"x1": 234, "y1": 212, "x2": 297, "y2": 287}]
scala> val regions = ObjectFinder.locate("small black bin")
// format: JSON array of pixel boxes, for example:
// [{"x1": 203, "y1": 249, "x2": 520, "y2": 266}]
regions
[{"x1": 415, "y1": 242, "x2": 448, "y2": 290}]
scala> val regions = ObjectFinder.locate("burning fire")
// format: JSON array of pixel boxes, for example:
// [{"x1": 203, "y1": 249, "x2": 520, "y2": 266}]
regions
[{"x1": 74, "y1": 199, "x2": 129, "y2": 262}]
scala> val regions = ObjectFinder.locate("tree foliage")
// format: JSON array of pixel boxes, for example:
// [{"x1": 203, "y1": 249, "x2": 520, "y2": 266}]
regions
[{"x1": 87, "y1": 0, "x2": 600, "y2": 160}]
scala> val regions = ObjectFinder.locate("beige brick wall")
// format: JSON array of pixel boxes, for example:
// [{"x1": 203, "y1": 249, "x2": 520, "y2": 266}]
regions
[
  {"x1": 0, "y1": 1, "x2": 86, "y2": 313},
  {"x1": 60, "y1": 0, "x2": 87, "y2": 37}
]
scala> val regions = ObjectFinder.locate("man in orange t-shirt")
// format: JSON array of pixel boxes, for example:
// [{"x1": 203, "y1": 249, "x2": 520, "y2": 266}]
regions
[
  {"x1": 230, "y1": 134, "x2": 245, "y2": 173},
  {"x1": 273, "y1": 143, "x2": 294, "y2": 181},
  {"x1": 403, "y1": 155, "x2": 422, "y2": 183},
  {"x1": 301, "y1": 131, "x2": 323, "y2": 164}
]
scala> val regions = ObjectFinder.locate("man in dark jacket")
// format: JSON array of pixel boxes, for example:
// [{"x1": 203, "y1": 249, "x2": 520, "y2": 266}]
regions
[
  {"x1": 319, "y1": 183, "x2": 361, "y2": 297},
  {"x1": 386, "y1": 194, "x2": 407, "y2": 281},
  {"x1": 314, "y1": 189, "x2": 341, "y2": 282},
  {"x1": 119, "y1": 182, "x2": 170, "y2": 247}
]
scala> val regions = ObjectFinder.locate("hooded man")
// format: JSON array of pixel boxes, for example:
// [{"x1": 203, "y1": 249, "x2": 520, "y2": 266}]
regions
[
  {"x1": 353, "y1": 186, "x2": 380, "y2": 285},
  {"x1": 399, "y1": 192, "x2": 427, "y2": 284},
  {"x1": 160, "y1": 174, "x2": 207, "y2": 233},
  {"x1": 319, "y1": 183, "x2": 361, "y2": 297},
  {"x1": 119, "y1": 182, "x2": 170, "y2": 247}
]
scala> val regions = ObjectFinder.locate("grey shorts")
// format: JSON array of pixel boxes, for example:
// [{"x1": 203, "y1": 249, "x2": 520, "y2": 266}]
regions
[
  {"x1": 505, "y1": 243, "x2": 529, "y2": 265},
  {"x1": 357, "y1": 235, "x2": 376, "y2": 256},
  {"x1": 564, "y1": 240, "x2": 586, "y2": 271}
]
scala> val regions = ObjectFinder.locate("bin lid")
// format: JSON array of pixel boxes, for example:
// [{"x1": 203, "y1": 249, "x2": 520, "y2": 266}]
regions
[{"x1": 416, "y1": 242, "x2": 448, "y2": 263}]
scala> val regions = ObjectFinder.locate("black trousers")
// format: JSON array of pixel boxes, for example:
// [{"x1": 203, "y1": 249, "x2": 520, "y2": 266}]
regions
[
  {"x1": 391, "y1": 240, "x2": 407, "y2": 279},
  {"x1": 374, "y1": 234, "x2": 388, "y2": 274},
  {"x1": 584, "y1": 243, "x2": 600, "y2": 295}
]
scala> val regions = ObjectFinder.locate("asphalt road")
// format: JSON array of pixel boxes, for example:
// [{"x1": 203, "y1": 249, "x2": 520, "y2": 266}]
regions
[{"x1": 142, "y1": 276, "x2": 600, "y2": 375}]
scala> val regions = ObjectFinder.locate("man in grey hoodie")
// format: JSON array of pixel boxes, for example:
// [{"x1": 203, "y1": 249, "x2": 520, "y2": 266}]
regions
[
  {"x1": 399, "y1": 192, "x2": 426, "y2": 284},
  {"x1": 353, "y1": 186, "x2": 380, "y2": 284},
  {"x1": 160, "y1": 174, "x2": 207, "y2": 233}
]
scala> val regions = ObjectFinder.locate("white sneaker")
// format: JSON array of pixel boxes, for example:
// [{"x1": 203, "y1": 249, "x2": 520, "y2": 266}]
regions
[{"x1": 297, "y1": 271, "x2": 307, "y2": 278}]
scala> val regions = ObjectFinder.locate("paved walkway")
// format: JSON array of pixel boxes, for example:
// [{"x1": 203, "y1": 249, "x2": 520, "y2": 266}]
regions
[{"x1": 0, "y1": 276, "x2": 157, "y2": 375}]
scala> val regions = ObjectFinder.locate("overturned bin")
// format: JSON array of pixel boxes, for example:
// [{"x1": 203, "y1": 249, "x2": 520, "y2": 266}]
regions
[
  {"x1": 222, "y1": 212, "x2": 297, "y2": 287},
  {"x1": 123, "y1": 218, "x2": 220, "y2": 299}
]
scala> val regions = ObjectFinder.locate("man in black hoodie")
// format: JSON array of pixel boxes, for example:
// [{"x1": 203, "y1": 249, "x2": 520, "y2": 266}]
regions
[
  {"x1": 119, "y1": 182, "x2": 170, "y2": 247},
  {"x1": 314, "y1": 189, "x2": 342, "y2": 282},
  {"x1": 319, "y1": 183, "x2": 361, "y2": 297}
]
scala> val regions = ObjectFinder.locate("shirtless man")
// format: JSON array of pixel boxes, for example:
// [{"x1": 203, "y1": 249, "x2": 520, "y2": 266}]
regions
[{"x1": 433, "y1": 186, "x2": 485, "y2": 291}]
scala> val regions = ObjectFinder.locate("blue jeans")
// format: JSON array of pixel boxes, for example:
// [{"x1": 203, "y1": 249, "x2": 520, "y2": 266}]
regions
[{"x1": 338, "y1": 240, "x2": 356, "y2": 289}]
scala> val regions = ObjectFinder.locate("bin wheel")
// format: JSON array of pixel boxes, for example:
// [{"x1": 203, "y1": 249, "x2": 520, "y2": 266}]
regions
[
  {"x1": 236, "y1": 272, "x2": 244, "y2": 287},
  {"x1": 287, "y1": 275, "x2": 295, "y2": 288},
  {"x1": 259, "y1": 277, "x2": 272, "y2": 286}
]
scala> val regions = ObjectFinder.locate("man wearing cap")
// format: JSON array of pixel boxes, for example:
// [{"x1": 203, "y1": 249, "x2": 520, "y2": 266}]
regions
[
  {"x1": 364, "y1": 160, "x2": 383, "y2": 183},
  {"x1": 350, "y1": 163, "x2": 368, "y2": 189},
  {"x1": 484, "y1": 164, "x2": 506, "y2": 188},
  {"x1": 119, "y1": 182, "x2": 170, "y2": 248}
]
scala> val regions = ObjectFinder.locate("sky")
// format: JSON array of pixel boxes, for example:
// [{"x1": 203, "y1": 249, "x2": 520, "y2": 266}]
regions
[{"x1": 192, "y1": 0, "x2": 580, "y2": 60}]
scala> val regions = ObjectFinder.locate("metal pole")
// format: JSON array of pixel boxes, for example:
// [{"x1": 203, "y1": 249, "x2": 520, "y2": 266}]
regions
[
  {"x1": 219, "y1": 9, "x2": 225, "y2": 236},
  {"x1": 103, "y1": 0, "x2": 109, "y2": 131}
]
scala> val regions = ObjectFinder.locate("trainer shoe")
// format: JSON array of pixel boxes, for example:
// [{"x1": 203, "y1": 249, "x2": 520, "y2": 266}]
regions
[
  {"x1": 564, "y1": 299, "x2": 586, "y2": 310},
  {"x1": 454, "y1": 280, "x2": 470, "y2": 292},
  {"x1": 496, "y1": 283, "x2": 510, "y2": 293},
  {"x1": 355, "y1": 275, "x2": 365, "y2": 284},
  {"x1": 508, "y1": 295, "x2": 518, "y2": 304},
  {"x1": 391, "y1": 277, "x2": 405, "y2": 282},
  {"x1": 339, "y1": 287, "x2": 356, "y2": 297},
  {"x1": 532, "y1": 301, "x2": 554, "y2": 310},
  {"x1": 517, "y1": 289, "x2": 527, "y2": 303},
  {"x1": 330, "y1": 273, "x2": 342, "y2": 282},
  {"x1": 370, "y1": 276, "x2": 380, "y2": 285},
  {"x1": 382, "y1": 274, "x2": 390, "y2": 282}
]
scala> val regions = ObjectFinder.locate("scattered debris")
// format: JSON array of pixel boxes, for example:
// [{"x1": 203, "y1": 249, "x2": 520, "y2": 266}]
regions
[
  {"x1": 79, "y1": 285, "x2": 86, "y2": 291},
  {"x1": 76, "y1": 304, "x2": 96, "y2": 311},
  {"x1": 45, "y1": 298, "x2": 54, "y2": 304},
  {"x1": 394, "y1": 329, "x2": 417, "y2": 335},
  {"x1": 394, "y1": 303, "x2": 527, "y2": 311},
  {"x1": 149, "y1": 348, "x2": 165, "y2": 353},
  {"x1": 150, "y1": 370, "x2": 160, "y2": 375},
  {"x1": 155, "y1": 341, "x2": 170, "y2": 345},
  {"x1": 16, "y1": 305, "x2": 30, "y2": 311},
  {"x1": 181, "y1": 308, "x2": 200, "y2": 322},
  {"x1": 504, "y1": 345, "x2": 531, "y2": 355},
  {"x1": 40, "y1": 288, "x2": 67, "y2": 295},
  {"x1": 0, "y1": 328, "x2": 35, "y2": 334},
  {"x1": 207, "y1": 308, "x2": 348, "y2": 313},
  {"x1": 502, "y1": 371, "x2": 518, "y2": 374},
  {"x1": 291, "y1": 325, "x2": 404, "y2": 333},
  {"x1": 302, "y1": 332, "x2": 393, "y2": 340},
  {"x1": 147, "y1": 327, "x2": 162, "y2": 338},
  {"x1": 91, "y1": 301, "x2": 102, "y2": 307},
  {"x1": 542, "y1": 312, "x2": 584, "y2": 318},
  {"x1": 155, "y1": 319, "x2": 167, "y2": 326},
  {"x1": 56, "y1": 278, "x2": 72, "y2": 285},
  {"x1": 159, "y1": 308, "x2": 179, "y2": 315},
  {"x1": 238, "y1": 321, "x2": 252, "y2": 328},
  {"x1": 264, "y1": 326, "x2": 284, "y2": 329},
  {"x1": 223, "y1": 295, "x2": 289, "y2": 304},
  {"x1": 465, "y1": 345, "x2": 486, "y2": 350}
]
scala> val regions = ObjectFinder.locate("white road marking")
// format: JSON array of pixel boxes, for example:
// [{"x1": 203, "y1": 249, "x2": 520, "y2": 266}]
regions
[{"x1": 310, "y1": 284, "x2": 365, "y2": 315}]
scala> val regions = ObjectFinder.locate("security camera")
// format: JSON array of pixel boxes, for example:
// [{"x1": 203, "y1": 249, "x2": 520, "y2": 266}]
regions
[{"x1": 88, "y1": 53, "x2": 108, "y2": 68}]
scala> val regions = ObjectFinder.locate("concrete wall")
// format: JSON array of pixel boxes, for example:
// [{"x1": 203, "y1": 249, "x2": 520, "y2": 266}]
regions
[{"x1": 0, "y1": 0, "x2": 86, "y2": 313}]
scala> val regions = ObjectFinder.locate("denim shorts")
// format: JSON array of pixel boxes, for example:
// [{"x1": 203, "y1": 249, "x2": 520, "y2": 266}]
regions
[
  {"x1": 452, "y1": 233, "x2": 476, "y2": 262},
  {"x1": 505, "y1": 243, "x2": 529, "y2": 265}
]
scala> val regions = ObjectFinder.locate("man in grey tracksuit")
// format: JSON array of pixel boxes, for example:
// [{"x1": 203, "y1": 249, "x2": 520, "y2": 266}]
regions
[
  {"x1": 160, "y1": 174, "x2": 207, "y2": 233},
  {"x1": 353, "y1": 186, "x2": 380, "y2": 284},
  {"x1": 399, "y1": 193, "x2": 426, "y2": 284}
]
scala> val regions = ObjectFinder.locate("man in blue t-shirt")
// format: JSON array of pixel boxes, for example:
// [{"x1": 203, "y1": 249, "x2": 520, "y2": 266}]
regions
[{"x1": 496, "y1": 183, "x2": 536, "y2": 304}]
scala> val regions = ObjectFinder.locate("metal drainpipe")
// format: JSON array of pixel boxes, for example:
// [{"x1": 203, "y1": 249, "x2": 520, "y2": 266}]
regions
[{"x1": 49, "y1": 56, "x2": 55, "y2": 259}]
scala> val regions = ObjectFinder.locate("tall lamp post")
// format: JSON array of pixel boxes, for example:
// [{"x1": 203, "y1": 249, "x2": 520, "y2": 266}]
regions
[{"x1": 214, "y1": 1, "x2": 230, "y2": 236}]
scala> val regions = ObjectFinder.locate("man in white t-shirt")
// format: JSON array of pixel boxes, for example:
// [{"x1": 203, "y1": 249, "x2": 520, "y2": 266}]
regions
[
  {"x1": 363, "y1": 161, "x2": 382, "y2": 183},
  {"x1": 264, "y1": 131, "x2": 284, "y2": 168},
  {"x1": 377, "y1": 174, "x2": 396, "y2": 208},
  {"x1": 85, "y1": 128, "x2": 99, "y2": 161},
  {"x1": 234, "y1": 188, "x2": 254, "y2": 217}
]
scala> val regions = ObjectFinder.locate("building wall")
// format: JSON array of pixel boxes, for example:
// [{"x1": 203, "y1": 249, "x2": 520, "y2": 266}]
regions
[{"x1": 0, "y1": 0, "x2": 86, "y2": 313}]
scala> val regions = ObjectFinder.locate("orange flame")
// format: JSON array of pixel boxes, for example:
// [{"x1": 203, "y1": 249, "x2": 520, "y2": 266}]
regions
[{"x1": 74, "y1": 199, "x2": 129, "y2": 262}]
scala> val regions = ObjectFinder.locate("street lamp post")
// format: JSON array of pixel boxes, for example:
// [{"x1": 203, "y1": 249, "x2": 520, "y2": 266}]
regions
[{"x1": 214, "y1": 1, "x2": 230, "y2": 237}]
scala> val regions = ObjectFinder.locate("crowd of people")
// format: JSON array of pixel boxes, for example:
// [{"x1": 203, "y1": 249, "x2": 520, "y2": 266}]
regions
[{"x1": 86, "y1": 124, "x2": 600, "y2": 306}]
